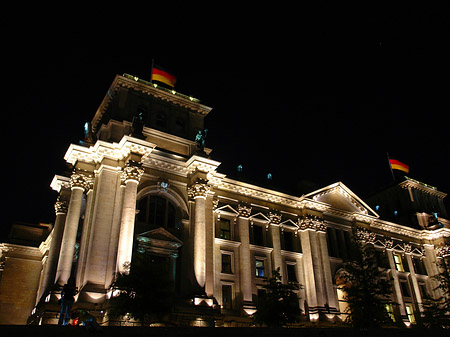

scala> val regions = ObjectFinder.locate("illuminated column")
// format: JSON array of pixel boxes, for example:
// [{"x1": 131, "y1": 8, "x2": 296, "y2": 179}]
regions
[
  {"x1": 385, "y1": 243, "x2": 407, "y2": 322},
  {"x1": 55, "y1": 173, "x2": 87, "y2": 286},
  {"x1": 117, "y1": 161, "x2": 144, "y2": 274},
  {"x1": 39, "y1": 199, "x2": 68, "y2": 299},
  {"x1": 299, "y1": 215, "x2": 325, "y2": 320},
  {"x1": 188, "y1": 178, "x2": 210, "y2": 289},
  {"x1": 405, "y1": 249, "x2": 423, "y2": 311},
  {"x1": 317, "y1": 224, "x2": 339, "y2": 313},
  {"x1": 238, "y1": 203, "x2": 253, "y2": 306},
  {"x1": 269, "y1": 211, "x2": 284, "y2": 281}
]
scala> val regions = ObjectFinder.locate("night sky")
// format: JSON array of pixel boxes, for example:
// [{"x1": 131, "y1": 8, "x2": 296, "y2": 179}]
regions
[{"x1": 2, "y1": 3, "x2": 449, "y2": 241}]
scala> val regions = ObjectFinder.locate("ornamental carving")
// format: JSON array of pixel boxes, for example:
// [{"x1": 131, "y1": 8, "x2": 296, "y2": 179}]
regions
[
  {"x1": 298, "y1": 215, "x2": 326, "y2": 232},
  {"x1": 121, "y1": 161, "x2": 144, "y2": 184},
  {"x1": 436, "y1": 244, "x2": 450, "y2": 258},
  {"x1": 237, "y1": 203, "x2": 252, "y2": 218},
  {"x1": 187, "y1": 178, "x2": 210, "y2": 199},
  {"x1": 356, "y1": 228, "x2": 376, "y2": 243},
  {"x1": 384, "y1": 238, "x2": 394, "y2": 250},
  {"x1": 54, "y1": 199, "x2": 68, "y2": 214},
  {"x1": 268, "y1": 211, "x2": 282, "y2": 224},
  {"x1": 70, "y1": 173, "x2": 89, "y2": 191}
]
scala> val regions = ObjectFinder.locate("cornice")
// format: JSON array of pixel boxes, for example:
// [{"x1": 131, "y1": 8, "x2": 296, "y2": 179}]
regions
[
  {"x1": 399, "y1": 178, "x2": 447, "y2": 199},
  {"x1": 64, "y1": 136, "x2": 156, "y2": 165}
]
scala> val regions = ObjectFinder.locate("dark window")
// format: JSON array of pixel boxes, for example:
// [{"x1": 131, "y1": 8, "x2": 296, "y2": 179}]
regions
[
  {"x1": 287, "y1": 264, "x2": 297, "y2": 282},
  {"x1": 413, "y1": 257, "x2": 427, "y2": 275},
  {"x1": 136, "y1": 195, "x2": 180, "y2": 233},
  {"x1": 400, "y1": 279, "x2": 411, "y2": 297},
  {"x1": 156, "y1": 112, "x2": 167, "y2": 128},
  {"x1": 253, "y1": 225, "x2": 264, "y2": 246},
  {"x1": 222, "y1": 285, "x2": 233, "y2": 309},
  {"x1": 222, "y1": 253, "x2": 232, "y2": 274},
  {"x1": 255, "y1": 259, "x2": 265, "y2": 277},
  {"x1": 219, "y1": 219, "x2": 231, "y2": 240},
  {"x1": 283, "y1": 231, "x2": 294, "y2": 251}
]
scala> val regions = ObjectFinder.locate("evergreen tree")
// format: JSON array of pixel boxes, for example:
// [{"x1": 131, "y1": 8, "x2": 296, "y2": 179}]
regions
[
  {"x1": 253, "y1": 267, "x2": 302, "y2": 327},
  {"x1": 339, "y1": 233, "x2": 393, "y2": 328},
  {"x1": 108, "y1": 250, "x2": 175, "y2": 325}
]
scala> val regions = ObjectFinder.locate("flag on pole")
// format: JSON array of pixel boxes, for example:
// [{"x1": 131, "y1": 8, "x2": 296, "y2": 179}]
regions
[
  {"x1": 151, "y1": 65, "x2": 176, "y2": 87},
  {"x1": 389, "y1": 159, "x2": 410, "y2": 174}
]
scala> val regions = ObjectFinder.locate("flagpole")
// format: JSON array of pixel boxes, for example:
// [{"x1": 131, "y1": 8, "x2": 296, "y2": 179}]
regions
[
  {"x1": 387, "y1": 152, "x2": 395, "y2": 182},
  {"x1": 150, "y1": 58, "x2": 155, "y2": 83}
]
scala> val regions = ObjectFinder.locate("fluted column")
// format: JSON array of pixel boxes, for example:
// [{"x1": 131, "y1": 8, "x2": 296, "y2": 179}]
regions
[
  {"x1": 188, "y1": 178, "x2": 210, "y2": 289},
  {"x1": 55, "y1": 173, "x2": 88, "y2": 286},
  {"x1": 269, "y1": 211, "x2": 284, "y2": 281},
  {"x1": 39, "y1": 199, "x2": 68, "y2": 299},
  {"x1": 238, "y1": 203, "x2": 253, "y2": 306},
  {"x1": 117, "y1": 161, "x2": 144, "y2": 274}
]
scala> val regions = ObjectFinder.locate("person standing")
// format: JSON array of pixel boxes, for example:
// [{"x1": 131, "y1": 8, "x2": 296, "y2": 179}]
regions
[{"x1": 58, "y1": 277, "x2": 78, "y2": 325}]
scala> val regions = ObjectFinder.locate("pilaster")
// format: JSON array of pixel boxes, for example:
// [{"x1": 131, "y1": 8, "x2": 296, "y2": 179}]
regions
[{"x1": 237, "y1": 203, "x2": 253, "y2": 311}]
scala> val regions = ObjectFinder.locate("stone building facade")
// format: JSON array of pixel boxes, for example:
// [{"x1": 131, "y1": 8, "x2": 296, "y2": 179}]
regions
[{"x1": 1, "y1": 74, "x2": 449, "y2": 326}]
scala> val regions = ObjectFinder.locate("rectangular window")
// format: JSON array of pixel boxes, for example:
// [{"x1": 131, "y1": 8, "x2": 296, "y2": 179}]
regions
[
  {"x1": 405, "y1": 304, "x2": 416, "y2": 324},
  {"x1": 385, "y1": 304, "x2": 396, "y2": 322},
  {"x1": 253, "y1": 225, "x2": 264, "y2": 246},
  {"x1": 283, "y1": 231, "x2": 294, "y2": 251},
  {"x1": 219, "y1": 219, "x2": 231, "y2": 240},
  {"x1": 221, "y1": 253, "x2": 232, "y2": 274},
  {"x1": 222, "y1": 285, "x2": 233, "y2": 310},
  {"x1": 400, "y1": 279, "x2": 411, "y2": 297},
  {"x1": 286, "y1": 264, "x2": 297, "y2": 282},
  {"x1": 413, "y1": 257, "x2": 427, "y2": 275},
  {"x1": 394, "y1": 254, "x2": 405, "y2": 272},
  {"x1": 419, "y1": 282, "x2": 428, "y2": 298},
  {"x1": 255, "y1": 259, "x2": 265, "y2": 278}
]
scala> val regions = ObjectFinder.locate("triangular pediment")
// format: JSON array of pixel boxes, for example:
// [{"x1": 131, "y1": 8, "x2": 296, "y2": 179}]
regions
[
  {"x1": 138, "y1": 227, "x2": 183, "y2": 244},
  {"x1": 305, "y1": 182, "x2": 379, "y2": 217},
  {"x1": 216, "y1": 204, "x2": 239, "y2": 215},
  {"x1": 249, "y1": 212, "x2": 270, "y2": 222}
]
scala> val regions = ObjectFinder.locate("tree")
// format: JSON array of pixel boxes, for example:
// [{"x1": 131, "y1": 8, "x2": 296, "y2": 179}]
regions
[
  {"x1": 339, "y1": 234, "x2": 393, "y2": 328},
  {"x1": 108, "y1": 250, "x2": 175, "y2": 325},
  {"x1": 253, "y1": 267, "x2": 302, "y2": 327},
  {"x1": 420, "y1": 252, "x2": 450, "y2": 328}
]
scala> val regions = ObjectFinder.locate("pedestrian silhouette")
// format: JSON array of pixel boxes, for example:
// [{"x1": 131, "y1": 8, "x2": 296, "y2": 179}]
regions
[{"x1": 58, "y1": 277, "x2": 78, "y2": 325}]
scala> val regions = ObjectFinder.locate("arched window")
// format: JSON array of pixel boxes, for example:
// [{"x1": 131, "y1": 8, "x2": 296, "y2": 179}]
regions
[{"x1": 136, "y1": 195, "x2": 181, "y2": 235}]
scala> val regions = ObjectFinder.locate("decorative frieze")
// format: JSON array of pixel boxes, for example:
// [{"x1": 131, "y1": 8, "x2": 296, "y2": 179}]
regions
[{"x1": 121, "y1": 161, "x2": 144, "y2": 184}]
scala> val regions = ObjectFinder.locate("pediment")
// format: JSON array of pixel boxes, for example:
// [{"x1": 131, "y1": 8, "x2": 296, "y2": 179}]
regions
[
  {"x1": 216, "y1": 204, "x2": 239, "y2": 215},
  {"x1": 138, "y1": 227, "x2": 183, "y2": 245},
  {"x1": 249, "y1": 212, "x2": 270, "y2": 222},
  {"x1": 306, "y1": 182, "x2": 379, "y2": 217}
]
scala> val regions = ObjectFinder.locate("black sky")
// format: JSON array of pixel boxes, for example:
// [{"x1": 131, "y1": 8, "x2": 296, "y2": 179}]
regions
[{"x1": 2, "y1": 3, "x2": 449, "y2": 241}]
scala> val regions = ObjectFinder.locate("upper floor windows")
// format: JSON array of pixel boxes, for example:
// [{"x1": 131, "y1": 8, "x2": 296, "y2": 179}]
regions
[{"x1": 136, "y1": 195, "x2": 181, "y2": 235}]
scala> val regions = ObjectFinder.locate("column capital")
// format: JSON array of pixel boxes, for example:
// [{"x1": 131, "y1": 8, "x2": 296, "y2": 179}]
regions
[
  {"x1": 436, "y1": 244, "x2": 450, "y2": 258},
  {"x1": 121, "y1": 160, "x2": 144, "y2": 184},
  {"x1": 299, "y1": 214, "x2": 326, "y2": 232},
  {"x1": 70, "y1": 173, "x2": 89, "y2": 191},
  {"x1": 187, "y1": 178, "x2": 210, "y2": 200},
  {"x1": 54, "y1": 199, "x2": 68, "y2": 215},
  {"x1": 355, "y1": 227, "x2": 376, "y2": 244},
  {"x1": 238, "y1": 203, "x2": 252, "y2": 218},
  {"x1": 268, "y1": 211, "x2": 282, "y2": 225}
]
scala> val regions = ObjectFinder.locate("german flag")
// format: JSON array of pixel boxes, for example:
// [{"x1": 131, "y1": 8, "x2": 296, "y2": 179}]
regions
[
  {"x1": 152, "y1": 66, "x2": 176, "y2": 87},
  {"x1": 389, "y1": 159, "x2": 409, "y2": 174}
]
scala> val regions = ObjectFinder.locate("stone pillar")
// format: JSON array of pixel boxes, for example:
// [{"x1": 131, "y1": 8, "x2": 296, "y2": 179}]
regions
[
  {"x1": 385, "y1": 246, "x2": 407, "y2": 322},
  {"x1": 117, "y1": 161, "x2": 144, "y2": 274},
  {"x1": 55, "y1": 173, "x2": 87, "y2": 286},
  {"x1": 269, "y1": 211, "x2": 284, "y2": 281},
  {"x1": 405, "y1": 251, "x2": 423, "y2": 311},
  {"x1": 299, "y1": 215, "x2": 326, "y2": 320},
  {"x1": 39, "y1": 199, "x2": 68, "y2": 299},
  {"x1": 238, "y1": 203, "x2": 253, "y2": 307},
  {"x1": 317, "y1": 225, "x2": 339, "y2": 313},
  {"x1": 188, "y1": 178, "x2": 210, "y2": 289}
]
